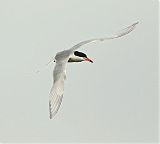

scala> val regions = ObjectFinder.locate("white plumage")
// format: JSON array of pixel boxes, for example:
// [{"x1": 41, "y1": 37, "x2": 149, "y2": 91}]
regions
[{"x1": 49, "y1": 22, "x2": 139, "y2": 119}]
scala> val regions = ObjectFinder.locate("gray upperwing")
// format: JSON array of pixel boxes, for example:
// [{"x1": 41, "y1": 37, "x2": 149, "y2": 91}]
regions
[
  {"x1": 49, "y1": 59, "x2": 68, "y2": 119},
  {"x1": 69, "y1": 22, "x2": 138, "y2": 51}
]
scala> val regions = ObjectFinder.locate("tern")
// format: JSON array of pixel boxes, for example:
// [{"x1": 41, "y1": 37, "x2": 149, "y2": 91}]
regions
[{"x1": 49, "y1": 22, "x2": 138, "y2": 119}]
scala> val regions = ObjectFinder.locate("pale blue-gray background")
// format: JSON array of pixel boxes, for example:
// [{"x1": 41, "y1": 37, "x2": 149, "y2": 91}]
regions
[{"x1": 0, "y1": 0, "x2": 158, "y2": 143}]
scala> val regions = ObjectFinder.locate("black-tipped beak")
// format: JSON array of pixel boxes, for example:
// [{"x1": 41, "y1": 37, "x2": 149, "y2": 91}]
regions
[
  {"x1": 84, "y1": 58, "x2": 93, "y2": 63},
  {"x1": 89, "y1": 59, "x2": 93, "y2": 63}
]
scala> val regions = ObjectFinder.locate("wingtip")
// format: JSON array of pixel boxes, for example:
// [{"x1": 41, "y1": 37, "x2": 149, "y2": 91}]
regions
[
  {"x1": 49, "y1": 112, "x2": 57, "y2": 119},
  {"x1": 49, "y1": 101, "x2": 53, "y2": 119},
  {"x1": 49, "y1": 115, "x2": 53, "y2": 119},
  {"x1": 49, "y1": 101, "x2": 58, "y2": 119},
  {"x1": 49, "y1": 110, "x2": 54, "y2": 119},
  {"x1": 132, "y1": 21, "x2": 139, "y2": 26}
]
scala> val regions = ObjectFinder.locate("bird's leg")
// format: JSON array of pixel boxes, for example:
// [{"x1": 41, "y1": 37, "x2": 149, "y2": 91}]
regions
[
  {"x1": 35, "y1": 57, "x2": 55, "y2": 74},
  {"x1": 46, "y1": 57, "x2": 56, "y2": 66}
]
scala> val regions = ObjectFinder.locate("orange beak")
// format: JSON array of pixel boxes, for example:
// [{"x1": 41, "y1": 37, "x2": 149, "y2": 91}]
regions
[{"x1": 84, "y1": 58, "x2": 93, "y2": 63}]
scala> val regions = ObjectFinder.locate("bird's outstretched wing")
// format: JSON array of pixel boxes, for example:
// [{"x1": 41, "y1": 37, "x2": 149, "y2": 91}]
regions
[
  {"x1": 69, "y1": 22, "x2": 138, "y2": 51},
  {"x1": 49, "y1": 61, "x2": 67, "y2": 119}
]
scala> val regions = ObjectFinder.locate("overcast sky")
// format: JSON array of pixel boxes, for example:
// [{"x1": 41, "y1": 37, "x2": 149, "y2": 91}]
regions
[{"x1": 0, "y1": 0, "x2": 158, "y2": 143}]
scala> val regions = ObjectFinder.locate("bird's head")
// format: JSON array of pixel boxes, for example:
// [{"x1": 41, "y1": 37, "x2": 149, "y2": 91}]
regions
[{"x1": 74, "y1": 51, "x2": 93, "y2": 63}]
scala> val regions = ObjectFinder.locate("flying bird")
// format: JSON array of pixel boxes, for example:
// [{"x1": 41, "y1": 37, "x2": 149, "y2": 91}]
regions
[{"x1": 49, "y1": 22, "x2": 139, "y2": 119}]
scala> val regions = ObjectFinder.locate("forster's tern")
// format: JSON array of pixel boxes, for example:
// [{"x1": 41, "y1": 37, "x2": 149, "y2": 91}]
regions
[{"x1": 49, "y1": 22, "x2": 138, "y2": 119}]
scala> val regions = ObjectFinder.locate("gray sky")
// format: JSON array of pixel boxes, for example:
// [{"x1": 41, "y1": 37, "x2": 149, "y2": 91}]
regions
[{"x1": 0, "y1": 0, "x2": 158, "y2": 143}]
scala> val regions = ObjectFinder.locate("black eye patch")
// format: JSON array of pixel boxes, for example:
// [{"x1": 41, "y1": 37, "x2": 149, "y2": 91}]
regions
[{"x1": 74, "y1": 51, "x2": 87, "y2": 58}]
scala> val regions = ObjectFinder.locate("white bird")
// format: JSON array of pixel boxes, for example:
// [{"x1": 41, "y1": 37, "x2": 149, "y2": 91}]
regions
[{"x1": 49, "y1": 22, "x2": 139, "y2": 119}]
